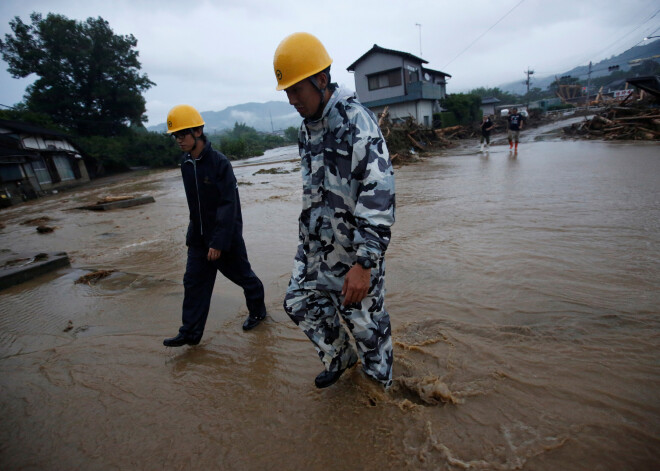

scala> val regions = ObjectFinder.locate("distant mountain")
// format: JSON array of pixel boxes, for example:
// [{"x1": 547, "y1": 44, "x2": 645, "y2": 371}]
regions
[
  {"x1": 499, "y1": 40, "x2": 660, "y2": 95},
  {"x1": 151, "y1": 41, "x2": 660, "y2": 132},
  {"x1": 149, "y1": 101, "x2": 301, "y2": 134}
]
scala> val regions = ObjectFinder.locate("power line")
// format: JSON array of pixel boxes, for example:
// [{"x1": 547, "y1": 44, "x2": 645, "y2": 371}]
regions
[
  {"x1": 531, "y1": 34, "x2": 660, "y2": 79},
  {"x1": 442, "y1": 0, "x2": 526, "y2": 69},
  {"x1": 635, "y1": 26, "x2": 660, "y2": 46},
  {"x1": 573, "y1": 8, "x2": 660, "y2": 68}
]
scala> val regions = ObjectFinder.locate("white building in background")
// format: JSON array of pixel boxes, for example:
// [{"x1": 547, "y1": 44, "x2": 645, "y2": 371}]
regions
[{"x1": 347, "y1": 45, "x2": 451, "y2": 128}]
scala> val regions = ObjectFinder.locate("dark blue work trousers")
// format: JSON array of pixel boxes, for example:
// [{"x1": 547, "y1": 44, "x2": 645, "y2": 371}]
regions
[{"x1": 180, "y1": 241, "x2": 265, "y2": 341}]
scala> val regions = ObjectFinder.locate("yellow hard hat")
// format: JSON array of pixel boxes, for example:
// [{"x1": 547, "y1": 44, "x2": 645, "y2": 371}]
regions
[
  {"x1": 166, "y1": 104, "x2": 205, "y2": 133},
  {"x1": 273, "y1": 32, "x2": 333, "y2": 91}
]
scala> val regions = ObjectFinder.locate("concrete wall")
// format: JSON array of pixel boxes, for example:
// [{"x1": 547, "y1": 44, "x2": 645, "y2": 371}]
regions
[{"x1": 481, "y1": 104, "x2": 496, "y2": 116}]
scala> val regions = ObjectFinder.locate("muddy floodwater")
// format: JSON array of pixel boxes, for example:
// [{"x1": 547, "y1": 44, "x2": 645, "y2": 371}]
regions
[{"x1": 1, "y1": 136, "x2": 659, "y2": 470}]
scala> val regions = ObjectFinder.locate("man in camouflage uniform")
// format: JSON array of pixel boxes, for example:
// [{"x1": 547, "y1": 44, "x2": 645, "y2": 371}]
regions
[{"x1": 273, "y1": 33, "x2": 395, "y2": 389}]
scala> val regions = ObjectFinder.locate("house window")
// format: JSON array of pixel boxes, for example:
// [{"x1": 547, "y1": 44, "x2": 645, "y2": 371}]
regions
[
  {"x1": 367, "y1": 69, "x2": 402, "y2": 90},
  {"x1": 406, "y1": 67, "x2": 419, "y2": 83},
  {"x1": 53, "y1": 155, "x2": 76, "y2": 181},
  {"x1": 31, "y1": 158, "x2": 52, "y2": 184},
  {"x1": 0, "y1": 163, "x2": 24, "y2": 182}
]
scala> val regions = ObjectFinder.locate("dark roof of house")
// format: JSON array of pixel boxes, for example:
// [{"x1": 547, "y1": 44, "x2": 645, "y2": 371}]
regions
[
  {"x1": 0, "y1": 119, "x2": 68, "y2": 138},
  {"x1": 481, "y1": 97, "x2": 501, "y2": 105},
  {"x1": 422, "y1": 66, "x2": 452, "y2": 78},
  {"x1": 347, "y1": 44, "x2": 428, "y2": 71},
  {"x1": 0, "y1": 119, "x2": 91, "y2": 160}
]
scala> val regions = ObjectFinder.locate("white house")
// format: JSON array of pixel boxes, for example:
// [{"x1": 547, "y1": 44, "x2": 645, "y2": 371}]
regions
[
  {"x1": 347, "y1": 45, "x2": 451, "y2": 128},
  {"x1": 480, "y1": 97, "x2": 501, "y2": 117}
]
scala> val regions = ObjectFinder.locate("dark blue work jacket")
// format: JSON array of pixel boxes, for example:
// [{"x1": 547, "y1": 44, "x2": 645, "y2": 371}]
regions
[{"x1": 181, "y1": 142, "x2": 242, "y2": 251}]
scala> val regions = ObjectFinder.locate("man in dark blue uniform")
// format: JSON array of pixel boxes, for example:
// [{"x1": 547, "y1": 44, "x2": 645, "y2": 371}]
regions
[{"x1": 163, "y1": 104, "x2": 267, "y2": 347}]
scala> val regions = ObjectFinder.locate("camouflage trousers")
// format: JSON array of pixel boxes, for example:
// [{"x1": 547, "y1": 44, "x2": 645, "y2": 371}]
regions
[{"x1": 283, "y1": 279, "x2": 393, "y2": 388}]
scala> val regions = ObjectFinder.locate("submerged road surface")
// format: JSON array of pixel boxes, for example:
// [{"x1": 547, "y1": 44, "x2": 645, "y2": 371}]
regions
[{"x1": 1, "y1": 137, "x2": 659, "y2": 470}]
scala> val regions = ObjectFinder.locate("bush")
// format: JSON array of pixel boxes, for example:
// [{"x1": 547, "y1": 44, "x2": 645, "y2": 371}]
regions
[
  {"x1": 436, "y1": 112, "x2": 459, "y2": 128},
  {"x1": 76, "y1": 130, "x2": 180, "y2": 174},
  {"x1": 219, "y1": 136, "x2": 249, "y2": 159},
  {"x1": 440, "y1": 93, "x2": 482, "y2": 126},
  {"x1": 284, "y1": 126, "x2": 299, "y2": 142},
  {"x1": 212, "y1": 122, "x2": 291, "y2": 160}
]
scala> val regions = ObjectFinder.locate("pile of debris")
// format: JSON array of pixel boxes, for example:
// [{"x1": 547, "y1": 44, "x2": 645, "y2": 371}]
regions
[
  {"x1": 378, "y1": 108, "x2": 470, "y2": 163},
  {"x1": 74, "y1": 269, "x2": 116, "y2": 285},
  {"x1": 20, "y1": 216, "x2": 57, "y2": 234},
  {"x1": 95, "y1": 195, "x2": 135, "y2": 204},
  {"x1": 78, "y1": 194, "x2": 155, "y2": 211},
  {"x1": 563, "y1": 105, "x2": 660, "y2": 140}
]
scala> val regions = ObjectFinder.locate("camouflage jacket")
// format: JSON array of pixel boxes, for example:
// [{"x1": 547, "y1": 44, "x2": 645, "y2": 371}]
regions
[{"x1": 292, "y1": 87, "x2": 395, "y2": 291}]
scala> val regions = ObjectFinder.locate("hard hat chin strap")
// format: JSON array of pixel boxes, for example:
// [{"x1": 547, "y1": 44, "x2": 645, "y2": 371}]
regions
[
  {"x1": 309, "y1": 75, "x2": 327, "y2": 118},
  {"x1": 190, "y1": 128, "x2": 205, "y2": 157}
]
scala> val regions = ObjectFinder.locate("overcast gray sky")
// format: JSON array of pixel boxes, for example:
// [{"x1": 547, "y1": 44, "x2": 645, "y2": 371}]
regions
[{"x1": 1, "y1": 0, "x2": 659, "y2": 125}]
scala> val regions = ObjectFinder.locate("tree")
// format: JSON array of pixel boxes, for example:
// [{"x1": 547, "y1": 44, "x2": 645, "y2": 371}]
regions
[
  {"x1": 440, "y1": 93, "x2": 482, "y2": 125},
  {"x1": 0, "y1": 12, "x2": 154, "y2": 136},
  {"x1": 284, "y1": 126, "x2": 298, "y2": 142},
  {"x1": 469, "y1": 86, "x2": 519, "y2": 104},
  {"x1": 76, "y1": 131, "x2": 180, "y2": 174},
  {"x1": 523, "y1": 86, "x2": 550, "y2": 103},
  {"x1": 209, "y1": 122, "x2": 288, "y2": 160}
]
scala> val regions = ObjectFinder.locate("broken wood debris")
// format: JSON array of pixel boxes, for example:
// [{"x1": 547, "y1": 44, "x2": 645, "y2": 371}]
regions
[
  {"x1": 36, "y1": 225, "x2": 56, "y2": 233},
  {"x1": 563, "y1": 105, "x2": 660, "y2": 141},
  {"x1": 78, "y1": 195, "x2": 155, "y2": 211},
  {"x1": 63, "y1": 320, "x2": 89, "y2": 334},
  {"x1": 253, "y1": 167, "x2": 292, "y2": 175},
  {"x1": 74, "y1": 269, "x2": 116, "y2": 285},
  {"x1": 377, "y1": 109, "x2": 468, "y2": 162},
  {"x1": 96, "y1": 195, "x2": 135, "y2": 204},
  {"x1": 21, "y1": 216, "x2": 53, "y2": 226}
]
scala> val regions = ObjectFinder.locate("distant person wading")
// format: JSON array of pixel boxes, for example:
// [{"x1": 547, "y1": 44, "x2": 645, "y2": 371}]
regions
[
  {"x1": 480, "y1": 114, "x2": 494, "y2": 151},
  {"x1": 507, "y1": 107, "x2": 524, "y2": 152}
]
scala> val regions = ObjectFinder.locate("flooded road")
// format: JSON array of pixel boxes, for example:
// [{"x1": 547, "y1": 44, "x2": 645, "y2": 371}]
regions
[{"x1": 1, "y1": 136, "x2": 659, "y2": 470}]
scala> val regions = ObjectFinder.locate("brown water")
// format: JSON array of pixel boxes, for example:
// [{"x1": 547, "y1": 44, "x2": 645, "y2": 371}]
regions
[{"x1": 1, "y1": 138, "x2": 659, "y2": 470}]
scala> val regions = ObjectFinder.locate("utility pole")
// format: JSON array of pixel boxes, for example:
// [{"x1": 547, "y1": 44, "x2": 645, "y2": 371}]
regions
[
  {"x1": 586, "y1": 61, "x2": 592, "y2": 111},
  {"x1": 415, "y1": 23, "x2": 422, "y2": 56},
  {"x1": 524, "y1": 68, "x2": 534, "y2": 109}
]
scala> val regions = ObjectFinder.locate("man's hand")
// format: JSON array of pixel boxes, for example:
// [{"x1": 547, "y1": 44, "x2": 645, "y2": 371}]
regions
[
  {"x1": 207, "y1": 248, "x2": 222, "y2": 261},
  {"x1": 341, "y1": 264, "x2": 371, "y2": 306}
]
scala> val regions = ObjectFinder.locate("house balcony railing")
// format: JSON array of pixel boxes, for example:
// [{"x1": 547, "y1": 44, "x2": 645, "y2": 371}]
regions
[
  {"x1": 361, "y1": 80, "x2": 446, "y2": 109},
  {"x1": 406, "y1": 81, "x2": 445, "y2": 100}
]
